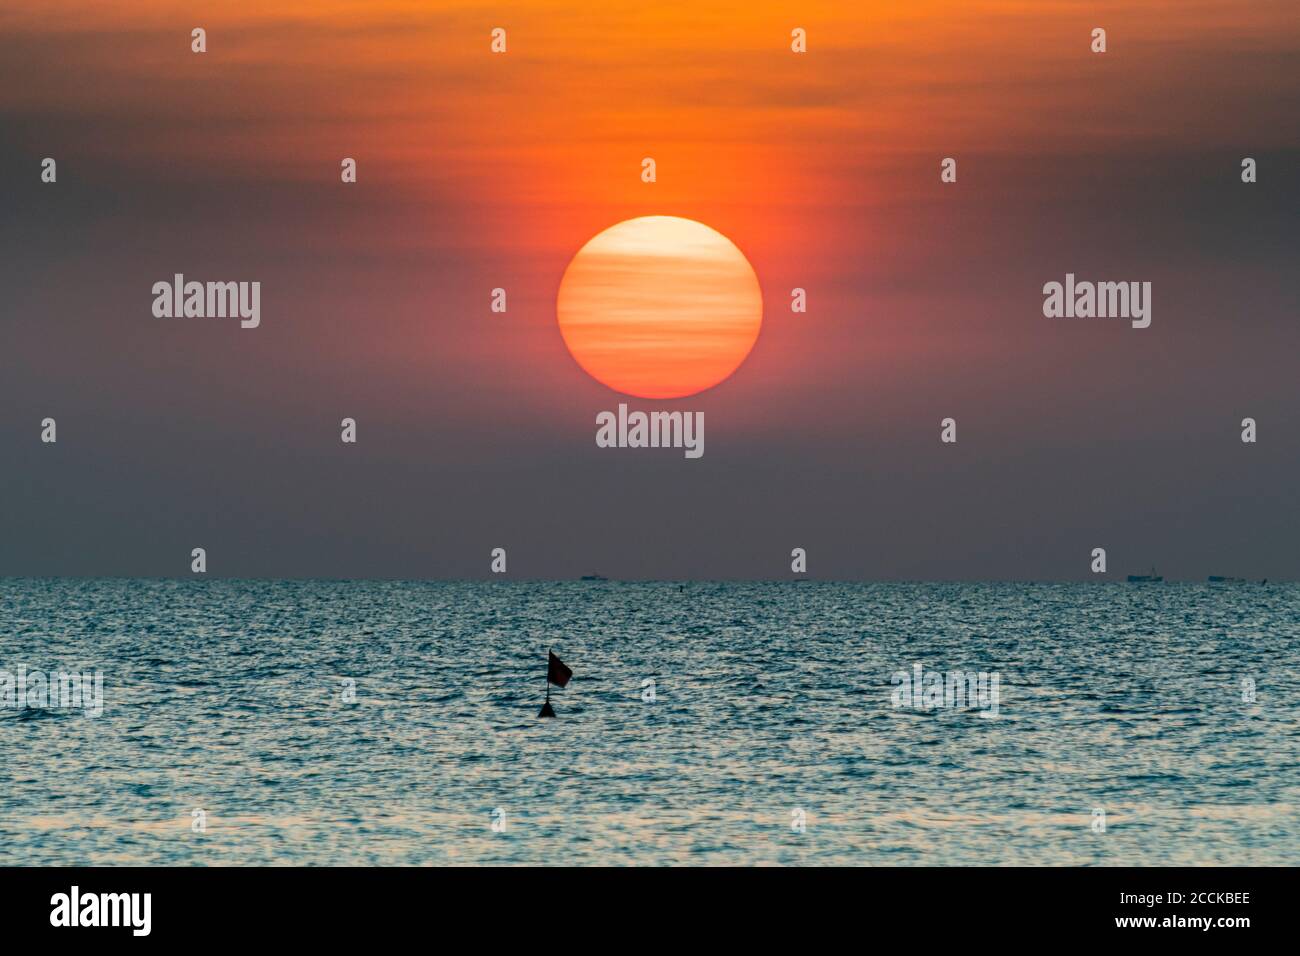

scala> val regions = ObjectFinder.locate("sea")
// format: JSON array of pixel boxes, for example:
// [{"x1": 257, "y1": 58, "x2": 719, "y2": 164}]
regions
[{"x1": 1, "y1": 579, "x2": 1297, "y2": 866}]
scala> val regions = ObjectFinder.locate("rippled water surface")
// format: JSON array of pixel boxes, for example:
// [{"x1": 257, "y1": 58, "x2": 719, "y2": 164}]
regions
[{"x1": 2, "y1": 579, "x2": 1297, "y2": 865}]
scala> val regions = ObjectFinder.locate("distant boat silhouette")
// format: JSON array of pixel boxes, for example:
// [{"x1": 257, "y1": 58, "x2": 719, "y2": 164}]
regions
[
  {"x1": 579, "y1": 574, "x2": 608, "y2": 582},
  {"x1": 1208, "y1": 575, "x2": 1245, "y2": 583},
  {"x1": 1127, "y1": 566, "x2": 1163, "y2": 583}
]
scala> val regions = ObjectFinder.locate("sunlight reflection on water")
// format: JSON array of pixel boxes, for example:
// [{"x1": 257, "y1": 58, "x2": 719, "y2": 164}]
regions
[{"x1": 2, "y1": 580, "x2": 1296, "y2": 865}]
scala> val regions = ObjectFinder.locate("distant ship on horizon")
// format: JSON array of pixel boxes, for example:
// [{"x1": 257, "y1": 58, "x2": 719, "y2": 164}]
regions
[{"x1": 1127, "y1": 566, "x2": 1163, "y2": 583}]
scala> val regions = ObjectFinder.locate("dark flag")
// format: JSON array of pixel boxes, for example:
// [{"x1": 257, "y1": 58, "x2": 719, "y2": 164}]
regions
[
  {"x1": 539, "y1": 649, "x2": 572, "y2": 717},
  {"x1": 548, "y1": 651, "x2": 573, "y2": 688}
]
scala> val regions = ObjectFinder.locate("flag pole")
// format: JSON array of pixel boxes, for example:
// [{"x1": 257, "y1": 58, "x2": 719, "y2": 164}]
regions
[{"x1": 538, "y1": 647, "x2": 554, "y2": 717}]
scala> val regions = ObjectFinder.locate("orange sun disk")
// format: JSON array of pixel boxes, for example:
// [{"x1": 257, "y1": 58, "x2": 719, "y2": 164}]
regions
[{"x1": 556, "y1": 216, "x2": 763, "y2": 399}]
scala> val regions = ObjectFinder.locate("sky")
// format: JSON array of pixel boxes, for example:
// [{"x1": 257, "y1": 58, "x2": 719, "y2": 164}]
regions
[{"x1": 1, "y1": 0, "x2": 1297, "y2": 580}]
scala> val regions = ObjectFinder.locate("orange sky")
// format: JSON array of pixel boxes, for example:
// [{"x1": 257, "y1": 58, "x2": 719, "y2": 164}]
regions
[
  {"x1": 7, "y1": 1, "x2": 1294, "y2": 193},
  {"x1": 3, "y1": 0, "x2": 1296, "y2": 411},
  {"x1": 2, "y1": 0, "x2": 1298, "y2": 578},
  {"x1": 5, "y1": 2, "x2": 1293, "y2": 341}
]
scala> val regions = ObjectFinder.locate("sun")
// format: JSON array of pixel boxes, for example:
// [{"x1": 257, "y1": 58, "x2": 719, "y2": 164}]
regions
[{"x1": 556, "y1": 216, "x2": 763, "y2": 399}]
